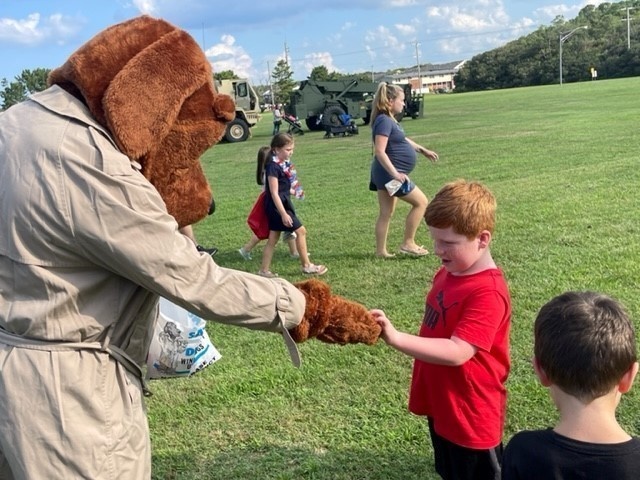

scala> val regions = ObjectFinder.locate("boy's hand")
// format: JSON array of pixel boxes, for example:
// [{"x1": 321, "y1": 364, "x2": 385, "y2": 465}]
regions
[{"x1": 370, "y1": 309, "x2": 398, "y2": 344}]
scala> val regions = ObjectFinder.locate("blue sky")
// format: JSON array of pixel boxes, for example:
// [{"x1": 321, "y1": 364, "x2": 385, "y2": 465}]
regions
[{"x1": 0, "y1": 0, "x2": 607, "y2": 84}]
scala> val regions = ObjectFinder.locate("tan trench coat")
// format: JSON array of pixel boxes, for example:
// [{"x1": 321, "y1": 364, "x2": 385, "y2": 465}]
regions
[{"x1": 0, "y1": 86, "x2": 305, "y2": 479}]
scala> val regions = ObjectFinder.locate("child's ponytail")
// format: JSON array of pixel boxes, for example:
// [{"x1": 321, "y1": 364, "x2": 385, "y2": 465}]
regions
[{"x1": 255, "y1": 146, "x2": 271, "y2": 185}]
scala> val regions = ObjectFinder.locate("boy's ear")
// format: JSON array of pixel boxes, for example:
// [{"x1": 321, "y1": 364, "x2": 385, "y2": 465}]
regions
[
  {"x1": 619, "y1": 361, "x2": 639, "y2": 394},
  {"x1": 532, "y1": 356, "x2": 552, "y2": 387},
  {"x1": 478, "y1": 230, "x2": 492, "y2": 249}
]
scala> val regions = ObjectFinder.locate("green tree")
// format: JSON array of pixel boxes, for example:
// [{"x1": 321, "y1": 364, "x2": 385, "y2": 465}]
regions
[
  {"x1": 309, "y1": 65, "x2": 330, "y2": 81},
  {"x1": 1, "y1": 68, "x2": 50, "y2": 110},
  {"x1": 308, "y1": 66, "x2": 349, "y2": 82},
  {"x1": 344, "y1": 72, "x2": 374, "y2": 83},
  {"x1": 214, "y1": 70, "x2": 238, "y2": 80},
  {"x1": 271, "y1": 59, "x2": 296, "y2": 105}
]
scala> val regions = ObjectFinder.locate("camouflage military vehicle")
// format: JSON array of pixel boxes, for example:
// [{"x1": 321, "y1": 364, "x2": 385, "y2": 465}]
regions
[
  {"x1": 286, "y1": 79, "x2": 423, "y2": 132},
  {"x1": 215, "y1": 78, "x2": 262, "y2": 142}
]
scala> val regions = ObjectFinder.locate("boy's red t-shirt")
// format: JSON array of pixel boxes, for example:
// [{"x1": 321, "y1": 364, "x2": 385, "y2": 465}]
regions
[{"x1": 408, "y1": 267, "x2": 511, "y2": 449}]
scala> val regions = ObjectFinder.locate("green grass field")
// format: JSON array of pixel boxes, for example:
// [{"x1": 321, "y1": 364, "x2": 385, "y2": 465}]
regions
[{"x1": 148, "y1": 77, "x2": 640, "y2": 479}]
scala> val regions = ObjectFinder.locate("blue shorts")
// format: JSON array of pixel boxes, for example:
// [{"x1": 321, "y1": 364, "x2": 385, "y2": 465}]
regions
[{"x1": 369, "y1": 159, "x2": 415, "y2": 197}]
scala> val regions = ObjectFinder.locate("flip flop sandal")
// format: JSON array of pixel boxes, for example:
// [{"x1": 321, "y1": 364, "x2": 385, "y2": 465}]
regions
[
  {"x1": 257, "y1": 270, "x2": 278, "y2": 278},
  {"x1": 301, "y1": 264, "x2": 328, "y2": 275},
  {"x1": 399, "y1": 245, "x2": 429, "y2": 257}
]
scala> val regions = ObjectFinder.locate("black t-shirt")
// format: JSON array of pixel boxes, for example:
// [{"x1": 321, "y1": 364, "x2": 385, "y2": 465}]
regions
[{"x1": 502, "y1": 428, "x2": 640, "y2": 479}]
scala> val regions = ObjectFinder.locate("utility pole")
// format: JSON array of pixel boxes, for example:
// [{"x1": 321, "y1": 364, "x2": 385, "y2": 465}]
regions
[
  {"x1": 414, "y1": 41, "x2": 421, "y2": 94},
  {"x1": 621, "y1": 7, "x2": 635, "y2": 49},
  {"x1": 284, "y1": 41, "x2": 290, "y2": 65}
]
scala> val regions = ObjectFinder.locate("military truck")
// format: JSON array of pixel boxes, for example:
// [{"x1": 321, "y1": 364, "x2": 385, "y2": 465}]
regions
[
  {"x1": 286, "y1": 79, "x2": 423, "y2": 132},
  {"x1": 215, "y1": 78, "x2": 262, "y2": 142}
]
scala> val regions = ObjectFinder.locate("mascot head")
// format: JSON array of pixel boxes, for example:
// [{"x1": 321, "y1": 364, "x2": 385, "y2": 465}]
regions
[{"x1": 48, "y1": 15, "x2": 235, "y2": 227}]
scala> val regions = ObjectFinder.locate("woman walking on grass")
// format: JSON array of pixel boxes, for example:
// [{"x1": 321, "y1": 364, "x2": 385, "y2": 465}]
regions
[
  {"x1": 369, "y1": 83, "x2": 439, "y2": 258},
  {"x1": 258, "y1": 133, "x2": 327, "y2": 278}
]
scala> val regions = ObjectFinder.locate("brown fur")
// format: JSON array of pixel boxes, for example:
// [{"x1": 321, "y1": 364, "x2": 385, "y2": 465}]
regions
[
  {"x1": 292, "y1": 279, "x2": 381, "y2": 345},
  {"x1": 48, "y1": 15, "x2": 234, "y2": 227}
]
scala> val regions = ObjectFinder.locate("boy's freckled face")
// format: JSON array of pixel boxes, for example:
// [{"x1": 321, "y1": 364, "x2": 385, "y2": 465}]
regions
[{"x1": 428, "y1": 226, "x2": 484, "y2": 276}]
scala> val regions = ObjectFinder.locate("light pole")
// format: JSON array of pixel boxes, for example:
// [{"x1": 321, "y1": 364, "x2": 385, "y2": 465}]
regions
[{"x1": 559, "y1": 26, "x2": 588, "y2": 86}]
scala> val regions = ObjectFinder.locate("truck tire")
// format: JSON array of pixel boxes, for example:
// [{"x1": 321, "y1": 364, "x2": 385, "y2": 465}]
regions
[
  {"x1": 224, "y1": 118, "x2": 250, "y2": 143},
  {"x1": 305, "y1": 116, "x2": 324, "y2": 131},
  {"x1": 322, "y1": 105, "x2": 346, "y2": 128}
]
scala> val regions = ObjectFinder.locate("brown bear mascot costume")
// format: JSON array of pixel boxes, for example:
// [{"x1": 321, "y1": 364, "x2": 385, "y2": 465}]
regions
[{"x1": 0, "y1": 15, "x2": 379, "y2": 479}]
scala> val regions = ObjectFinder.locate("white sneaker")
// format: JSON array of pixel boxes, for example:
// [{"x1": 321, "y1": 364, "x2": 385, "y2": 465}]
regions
[
  {"x1": 238, "y1": 247, "x2": 252, "y2": 260},
  {"x1": 282, "y1": 231, "x2": 297, "y2": 242}
]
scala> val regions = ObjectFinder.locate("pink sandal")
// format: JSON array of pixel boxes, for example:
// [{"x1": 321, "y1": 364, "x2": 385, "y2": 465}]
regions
[{"x1": 301, "y1": 264, "x2": 328, "y2": 275}]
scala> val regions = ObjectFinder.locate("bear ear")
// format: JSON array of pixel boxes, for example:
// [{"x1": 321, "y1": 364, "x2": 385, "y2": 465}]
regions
[{"x1": 103, "y1": 28, "x2": 213, "y2": 159}]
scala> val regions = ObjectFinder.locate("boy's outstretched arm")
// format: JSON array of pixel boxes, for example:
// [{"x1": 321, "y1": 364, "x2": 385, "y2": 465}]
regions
[{"x1": 371, "y1": 309, "x2": 477, "y2": 366}]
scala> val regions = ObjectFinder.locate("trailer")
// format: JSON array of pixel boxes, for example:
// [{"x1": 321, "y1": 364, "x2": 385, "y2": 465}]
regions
[{"x1": 286, "y1": 79, "x2": 423, "y2": 132}]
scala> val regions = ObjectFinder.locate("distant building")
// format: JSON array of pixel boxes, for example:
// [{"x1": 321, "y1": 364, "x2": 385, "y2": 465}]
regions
[{"x1": 389, "y1": 61, "x2": 466, "y2": 93}]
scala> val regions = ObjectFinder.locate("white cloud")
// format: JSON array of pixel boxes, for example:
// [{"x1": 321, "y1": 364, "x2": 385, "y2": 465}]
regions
[
  {"x1": 131, "y1": 0, "x2": 157, "y2": 15},
  {"x1": 534, "y1": 0, "x2": 608, "y2": 21},
  {"x1": 365, "y1": 25, "x2": 405, "y2": 50},
  {"x1": 389, "y1": 0, "x2": 419, "y2": 6},
  {"x1": 0, "y1": 13, "x2": 43, "y2": 44},
  {"x1": 341, "y1": 21, "x2": 356, "y2": 31},
  {"x1": 298, "y1": 51, "x2": 340, "y2": 77},
  {"x1": 206, "y1": 34, "x2": 254, "y2": 79},
  {"x1": 395, "y1": 23, "x2": 416, "y2": 36},
  {"x1": 535, "y1": 4, "x2": 574, "y2": 19},
  {"x1": 428, "y1": 2, "x2": 510, "y2": 32},
  {"x1": 0, "y1": 13, "x2": 83, "y2": 45},
  {"x1": 423, "y1": 0, "x2": 540, "y2": 60},
  {"x1": 364, "y1": 25, "x2": 409, "y2": 69}
]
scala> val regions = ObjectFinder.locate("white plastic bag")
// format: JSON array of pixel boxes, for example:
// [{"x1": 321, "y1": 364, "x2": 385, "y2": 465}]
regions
[
  {"x1": 146, "y1": 297, "x2": 221, "y2": 379},
  {"x1": 385, "y1": 179, "x2": 403, "y2": 196}
]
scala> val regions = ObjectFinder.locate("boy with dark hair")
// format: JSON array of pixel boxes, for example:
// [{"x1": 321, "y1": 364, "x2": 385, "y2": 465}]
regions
[
  {"x1": 373, "y1": 179, "x2": 511, "y2": 480},
  {"x1": 502, "y1": 291, "x2": 640, "y2": 479}
]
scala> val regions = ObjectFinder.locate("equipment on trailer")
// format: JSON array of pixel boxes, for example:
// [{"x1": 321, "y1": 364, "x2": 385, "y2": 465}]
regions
[
  {"x1": 286, "y1": 79, "x2": 423, "y2": 133},
  {"x1": 287, "y1": 79, "x2": 375, "y2": 132}
]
